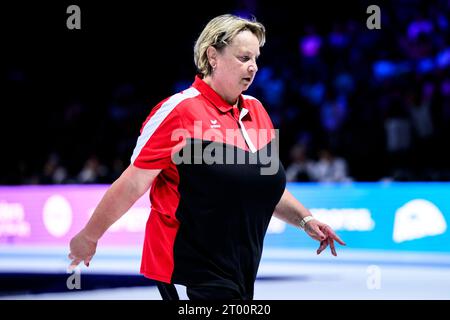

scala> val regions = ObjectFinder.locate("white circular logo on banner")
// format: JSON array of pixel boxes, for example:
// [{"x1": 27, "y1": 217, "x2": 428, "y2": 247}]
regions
[
  {"x1": 393, "y1": 199, "x2": 447, "y2": 243},
  {"x1": 43, "y1": 195, "x2": 73, "y2": 237}
]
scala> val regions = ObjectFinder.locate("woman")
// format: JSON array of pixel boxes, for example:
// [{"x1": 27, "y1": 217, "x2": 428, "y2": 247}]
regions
[{"x1": 68, "y1": 14, "x2": 345, "y2": 300}]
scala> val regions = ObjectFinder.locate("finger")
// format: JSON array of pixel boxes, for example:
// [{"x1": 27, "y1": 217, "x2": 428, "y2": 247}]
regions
[
  {"x1": 84, "y1": 256, "x2": 93, "y2": 267},
  {"x1": 323, "y1": 226, "x2": 346, "y2": 246},
  {"x1": 68, "y1": 259, "x2": 82, "y2": 271},
  {"x1": 305, "y1": 222, "x2": 326, "y2": 240},
  {"x1": 332, "y1": 233, "x2": 346, "y2": 246},
  {"x1": 317, "y1": 239, "x2": 328, "y2": 255},
  {"x1": 329, "y1": 238, "x2": 337, "y2": 256},
  {"x1": 317, "y1": 239, "x2": 328, "y2": 254},
  {"x1": 312, "y1": 227, "x2": 327, "y2": 241}
]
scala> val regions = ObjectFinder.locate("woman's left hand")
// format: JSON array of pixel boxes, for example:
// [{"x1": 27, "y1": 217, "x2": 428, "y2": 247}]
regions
[{"x1": 304, "y1": 219, "x2": 346, "y2": 256}]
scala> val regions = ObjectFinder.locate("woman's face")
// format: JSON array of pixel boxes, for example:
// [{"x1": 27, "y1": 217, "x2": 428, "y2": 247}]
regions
[{"x1": 213, "y1": 30, "x2": 260, "y2": 100}]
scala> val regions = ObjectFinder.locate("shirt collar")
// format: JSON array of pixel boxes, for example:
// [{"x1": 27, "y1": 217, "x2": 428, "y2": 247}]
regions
[{"x1": 192, "y1": 75, "x2": 250, "y2": 119}]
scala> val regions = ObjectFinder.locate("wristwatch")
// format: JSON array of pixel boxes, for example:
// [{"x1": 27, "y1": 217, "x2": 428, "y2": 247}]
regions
[{"x1": 299, "y1": 216, "x2": 315, "y2": 229}]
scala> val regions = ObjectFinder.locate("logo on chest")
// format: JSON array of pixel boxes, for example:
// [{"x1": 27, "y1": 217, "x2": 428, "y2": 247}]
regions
[{"x1": 210, "y1": 119, "x2": 221, "y2": 129}]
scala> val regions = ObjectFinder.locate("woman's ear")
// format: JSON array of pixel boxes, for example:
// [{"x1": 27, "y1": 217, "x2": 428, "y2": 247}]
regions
[{"x1": 206, "y1": 46, "x2": 218, "y2": 68}]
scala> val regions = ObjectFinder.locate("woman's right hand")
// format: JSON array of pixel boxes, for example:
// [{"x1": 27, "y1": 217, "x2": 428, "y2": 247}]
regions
[{"x1": 68, "y1": 229, "x2": 98, "y2": 270}]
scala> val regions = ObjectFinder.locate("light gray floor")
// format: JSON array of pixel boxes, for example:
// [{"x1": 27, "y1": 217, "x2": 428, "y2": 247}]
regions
[
  {"x1": 3, "y1": 264, "x2": 450, "y2": 300},
  {"x1": 1, "y1": 248, "x2": 450, "y2": 300}
]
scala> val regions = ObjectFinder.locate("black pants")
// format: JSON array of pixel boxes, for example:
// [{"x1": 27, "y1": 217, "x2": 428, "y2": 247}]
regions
[{"x1": 156, "y1": 281, "x2": 248, "y2": 300}]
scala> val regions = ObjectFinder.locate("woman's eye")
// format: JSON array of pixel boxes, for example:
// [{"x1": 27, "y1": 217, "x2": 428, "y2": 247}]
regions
[{"x1": 239, "y1": 56, "x2": 250, "y2": 62}]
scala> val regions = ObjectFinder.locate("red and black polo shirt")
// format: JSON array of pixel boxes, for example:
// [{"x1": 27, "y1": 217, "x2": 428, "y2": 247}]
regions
[{"x1": 131, "y1": 75, "x2": 286, "y2": 298}]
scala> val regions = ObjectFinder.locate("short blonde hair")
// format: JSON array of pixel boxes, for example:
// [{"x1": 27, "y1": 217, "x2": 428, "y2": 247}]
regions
[{"x1": 194, "y1": 14, "x2": 266, "y2": 77}]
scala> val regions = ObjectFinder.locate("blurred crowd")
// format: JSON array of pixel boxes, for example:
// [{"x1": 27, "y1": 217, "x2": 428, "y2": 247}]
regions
[
  {"x1": 251, "y1": 0, "x2": 450, "y2": 182},
  {"x1": 3, "y1": 0, "x2": 450, "y2": 185}
]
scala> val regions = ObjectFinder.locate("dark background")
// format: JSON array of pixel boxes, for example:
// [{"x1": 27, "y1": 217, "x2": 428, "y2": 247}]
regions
[{"x1": 2, "y1": 0, "x2": 450, "y2": 184}]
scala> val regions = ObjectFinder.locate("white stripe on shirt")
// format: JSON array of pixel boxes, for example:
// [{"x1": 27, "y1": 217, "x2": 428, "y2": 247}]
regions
[{"x1": 130, "y1": 87, "x2": 200, "y2": 164}]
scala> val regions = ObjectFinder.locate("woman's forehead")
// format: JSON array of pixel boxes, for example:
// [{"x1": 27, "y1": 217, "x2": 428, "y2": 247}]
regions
[{"x1": 227, "y1": 32, "x2": 260, "y2": 54}]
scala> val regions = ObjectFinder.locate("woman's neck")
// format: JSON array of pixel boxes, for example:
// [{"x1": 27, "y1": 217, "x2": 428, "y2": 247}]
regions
[{"x1": 203, "y1": 76, "x2": 239, "y2": 106}]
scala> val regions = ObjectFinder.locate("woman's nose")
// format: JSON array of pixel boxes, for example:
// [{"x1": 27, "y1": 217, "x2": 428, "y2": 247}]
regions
[{"x1": 248, "y1": 63, "x2": 258, "y2": 73}]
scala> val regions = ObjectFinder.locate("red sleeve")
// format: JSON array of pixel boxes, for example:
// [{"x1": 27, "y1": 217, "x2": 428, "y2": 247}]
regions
[{"x1": 131, "y1": 100, "x2": 186, "y2": 169}]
